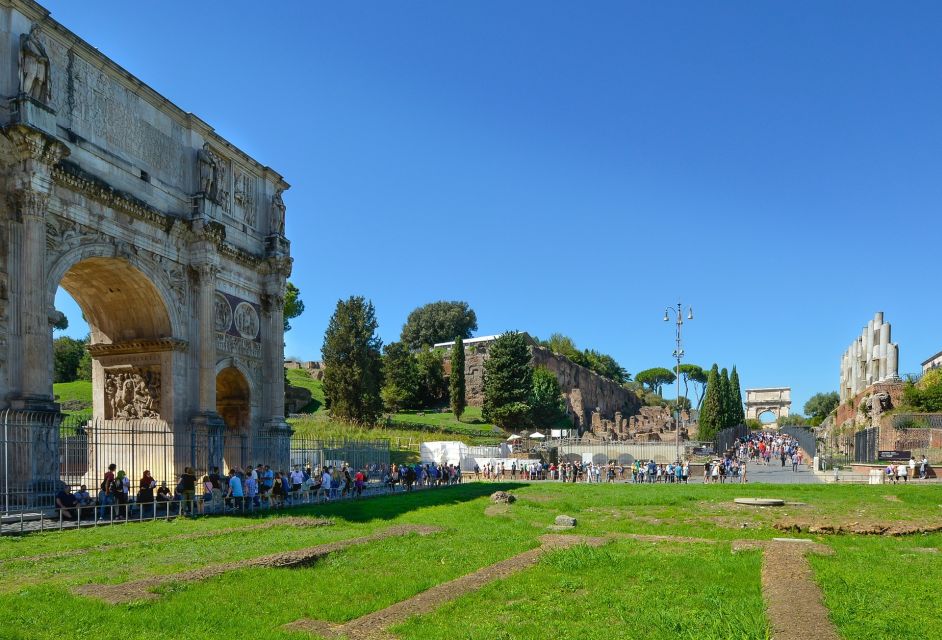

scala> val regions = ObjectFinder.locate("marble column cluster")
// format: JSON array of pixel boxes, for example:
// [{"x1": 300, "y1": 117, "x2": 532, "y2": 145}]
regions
[
  {"x1": 1, "y1": 124, "x2": 69, "y2": 412},
  {"x1": 840, "y1": 312, "x2": 900, "y2": 402}
]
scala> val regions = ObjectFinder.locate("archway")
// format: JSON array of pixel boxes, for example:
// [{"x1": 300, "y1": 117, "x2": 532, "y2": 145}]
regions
[
  {"x1": 758, "y1": 410, "x2": 778, "y2": 426},
  {"x1": 55, "y1": 257, "x2": 176, "y2": 422},
  {"x1": 216, "y1": 366, "x2": 251, "y2": 472}
]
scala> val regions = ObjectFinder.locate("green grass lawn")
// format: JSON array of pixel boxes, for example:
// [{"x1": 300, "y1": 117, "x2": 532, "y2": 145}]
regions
[
  {"x1": 0, "y1": 483, "x2": 939, "y2": 639},
  {"x1": 286, "y1": 368, "x2": 326, "y2": 413}
]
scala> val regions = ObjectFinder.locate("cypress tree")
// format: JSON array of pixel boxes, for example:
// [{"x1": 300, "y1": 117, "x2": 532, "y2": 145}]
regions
[
  {"x1": 322, "y1": 296, "x2": 384, "y2": 424},
  {"x1": 449, "y1": 336, "x2": 466, "y2": 420},
  {"x1": 728, "y1": 366, "x2": 746, "y2": 426},
  {"x1": 697, "y1": 364, "x2": 722, "y2": 441},
  {"x1": 482, "y1": 331, "x2": 532, "y2": 431},
  {"x1": 719, "y1": 367, "x2": 732, "y2": 429}
]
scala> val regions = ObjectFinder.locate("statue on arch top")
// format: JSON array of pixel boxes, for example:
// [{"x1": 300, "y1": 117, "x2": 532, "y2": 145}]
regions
[
  {"x1": 270, "y1": 189, "x2": 286, "y2": 236},
  {"x1": 19, "y1": 24, "x2": 51, "y2": 103}
]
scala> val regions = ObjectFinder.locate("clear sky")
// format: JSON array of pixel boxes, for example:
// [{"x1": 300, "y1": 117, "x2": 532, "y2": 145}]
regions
[{"x1": 47, "y1": 1, "x2": 942, "y2": 415}]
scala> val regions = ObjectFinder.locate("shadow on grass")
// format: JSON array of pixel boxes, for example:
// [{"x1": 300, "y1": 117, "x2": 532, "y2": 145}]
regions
[{"x1": 284, "y1": 482, "x2": 527, "y2": 523}]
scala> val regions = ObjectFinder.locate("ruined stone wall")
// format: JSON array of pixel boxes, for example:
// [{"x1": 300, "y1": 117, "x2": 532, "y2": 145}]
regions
[{"x1": 445, "y1": 338, "x2": 642, "y2": 432}]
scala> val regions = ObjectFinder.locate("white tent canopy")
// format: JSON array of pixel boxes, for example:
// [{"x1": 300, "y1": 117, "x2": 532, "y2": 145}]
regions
[
  {"x1": 507, "y1": 434, "x2": 522, "y2": 441},
  {"x1": 530, "y1": 432, "x2": 545, "y2": 439}
]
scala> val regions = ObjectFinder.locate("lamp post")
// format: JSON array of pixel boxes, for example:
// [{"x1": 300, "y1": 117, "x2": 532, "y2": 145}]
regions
[{"x1": 664, "y1": 303, "x2": 693, "y2": 463}]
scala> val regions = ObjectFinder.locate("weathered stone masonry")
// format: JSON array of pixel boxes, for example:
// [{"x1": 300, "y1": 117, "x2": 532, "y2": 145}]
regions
[
  {"x1": 442, "y1": 334, "x2": 642, "y2": 434},
  {"x1": 0, "y1": 1, "x2": 292, "y2": 467}
]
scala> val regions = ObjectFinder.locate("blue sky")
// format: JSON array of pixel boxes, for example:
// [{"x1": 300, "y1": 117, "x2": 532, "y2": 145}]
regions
[{"x1": 48, "y1": 1, "x2": 942, "y2": 414}]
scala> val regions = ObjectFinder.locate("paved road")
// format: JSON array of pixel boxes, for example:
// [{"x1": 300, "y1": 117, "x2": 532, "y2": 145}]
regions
[{"x1": 695, "y1": 459, "x2": 821, "y2": 484}]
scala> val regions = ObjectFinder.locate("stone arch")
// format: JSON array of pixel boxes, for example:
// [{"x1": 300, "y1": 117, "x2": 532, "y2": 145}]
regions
[
  {"x1": 744, "y1": 388, "x2": 791, "y2": 425},
  {"x1": 46, "y1": 243, "x2": 185, "y2": 340},
  {"x1": 215, "y1": 362, "x2": 254, "y2": 472}
]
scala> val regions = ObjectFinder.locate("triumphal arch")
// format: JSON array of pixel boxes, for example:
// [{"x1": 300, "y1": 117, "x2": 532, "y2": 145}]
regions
[
  {"x1": 0, "y1": 1, "x2": 292, "y2": 478},
  {"x1": 744, "y1": 387, "x2": 791, "y2": 425}
]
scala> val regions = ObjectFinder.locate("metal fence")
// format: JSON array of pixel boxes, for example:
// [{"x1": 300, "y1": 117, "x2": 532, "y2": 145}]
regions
[
  {"x1": 854, "y1": 427, "x2": 879, "y2": 463},
  {"x1": 781, "y1": 426, "x2": 817, "y2": 457},
  {"x1": 714, "y1": 423, "x2": 751, "y2": 454},
  {"x1": 0, "y1": 409, "x2": 389, "y2": 516}
]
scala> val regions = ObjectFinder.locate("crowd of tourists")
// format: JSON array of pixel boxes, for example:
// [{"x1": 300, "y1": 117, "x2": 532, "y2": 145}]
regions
[
  {"x1": 472, "y1": 459, "x2": 694, "y2": 483},
  {"x1": 382, "y1": 463, "x2": 463, "y2": 490},
  {"x1": 52, "y1": 460, "x2": 438, "y2": 522}
]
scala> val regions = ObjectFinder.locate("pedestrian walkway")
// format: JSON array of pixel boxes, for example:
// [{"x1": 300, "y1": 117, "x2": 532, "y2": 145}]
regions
[{"x1": 740, "y1": 461, "x2": 821, "y2": 484}]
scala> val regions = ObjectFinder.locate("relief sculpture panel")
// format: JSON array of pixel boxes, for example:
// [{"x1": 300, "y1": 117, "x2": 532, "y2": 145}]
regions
[{"x1": 104, "y1": 367, "x2": 161, "y2": 419}]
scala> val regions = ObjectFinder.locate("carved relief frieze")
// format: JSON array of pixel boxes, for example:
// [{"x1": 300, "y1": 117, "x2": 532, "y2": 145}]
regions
[
  {"x1": 45, "y1": 214, "x2": 108, "y2": 254},
  {"x1": 215, "y1": 292, "x2": 261, "y2": 343},
  {"x1": 233, "y1": 301, "x2": 260, "y2": 340},
  {"x1": 233, "y1": 168, "x2": 256, "y2": 227},
  {"x1": 214, "y1": 292, "x2": 233, "y2": 333},
  {"x1": 104, "y1": 366, "x2": 161, "y2": 419},
  {"x1": 216, "y1": 332, "x2": 261, "y2": 359}
]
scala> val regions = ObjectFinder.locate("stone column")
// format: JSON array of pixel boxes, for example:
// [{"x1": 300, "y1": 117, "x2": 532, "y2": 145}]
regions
[
  {"x1": 2, "y1": 124, "x2": 69, "y2": 411},
  {"x1": 195, "y1": 263, "x2": 219, "y2": 414},
  {"x1": 190, "y1": 260, "x2": 225, "y2": 470}
]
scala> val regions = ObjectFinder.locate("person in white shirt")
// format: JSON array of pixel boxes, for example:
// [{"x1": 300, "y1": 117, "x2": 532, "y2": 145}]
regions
[
  {"x1": 289, "y1": 466, "x2": 305, "y2": 502},
  {"x1": 317, "y1": 467, "x2": 332, "y2": 502},
  {"x1": 909, "y1": 457, "x2": 917, "y2": 479}
]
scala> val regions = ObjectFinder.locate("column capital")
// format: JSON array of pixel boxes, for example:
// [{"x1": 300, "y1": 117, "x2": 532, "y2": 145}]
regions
[
  {"x1": 1, "y1": 123, "x2": 69, "y2": 167},
  {"x1": 193, "y1": 262, "x2": 220, "y2": 283},
  {"x1": 9, "y1": 186, "x2": 48, "y2": 220}
]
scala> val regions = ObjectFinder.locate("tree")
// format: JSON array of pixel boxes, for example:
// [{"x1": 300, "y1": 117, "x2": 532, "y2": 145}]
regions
[
  {"x1": 635, "y1": 367, "x2": 676, "y2": 396},
  {"x1": 482, "y1": 331, "x2": 532, "y2": 431},
  {"x1": 380, "y1": 342, "x2": 420, "y2": 413},
  {"x1": 697, "y1": 364, "x2": 723, "y2": 441},
  {"x1": 804, "y1": 391, "x2": 839, "y2": 421},
  {"x1": 583, "y1": 349, "x2": 628, "y2": 384},
  {"x1": 779, "y1": 414, "x2": 807, "y2": 427},
  {"x1": 676, "y1": 364, "x2": 706, "y2": 409},
  {"x1": 719, "y1": 368, "x2": 733, "y2": 429},
  {"x1": 53, "y1": 336, "x2": 87, "y2": 383},
  {"x1": 283, "y1": 281, "x2": 305, "y2": 332},
  {"x1": 52, "y1": 312, "x2": 69, "y2": 332},
  {"x1": 322, "y1": 296, "x2": 383, "y2": 424},
  {"x1": 531, "y1": 367, "x2": 567, "y2": 427},
  {"x1": 76, "y1": 348, "x2": 92, "y2": 381},
  {"x1": 400, "y1": 301, "x2": 477, "y2": 350},
  {"x1": 416, "y1": 347, "x2": 448, "y2": 407},
  {"x1": 728, "y1": 366, "x2": 746, "y2": 426},
  {"x1": 540, "y1": 334, "x2": 628, "y2": 383},
  {"x1": 542, "y1": 334, "x2": 583, "y2": 362},
  {"x1": 450, "y1": 336, "x2": 466, "y2": 420}
]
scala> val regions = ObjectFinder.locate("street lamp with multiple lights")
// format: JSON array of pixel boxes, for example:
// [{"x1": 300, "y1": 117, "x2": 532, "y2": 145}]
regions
[{"x1": 664, "y1": 303, "x2": 693, "y2": 463}]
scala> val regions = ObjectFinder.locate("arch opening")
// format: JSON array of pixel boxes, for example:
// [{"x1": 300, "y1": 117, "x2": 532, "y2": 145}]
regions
[
  {"x1": 216, "y1": 366, "x2": 251, "y2": 472},
  {"x1": 58, "y1": 257, "x2": 172, "y2": 345},
  {"x1": 758, "y1": 410, "x2": 778, "y2": 425}
]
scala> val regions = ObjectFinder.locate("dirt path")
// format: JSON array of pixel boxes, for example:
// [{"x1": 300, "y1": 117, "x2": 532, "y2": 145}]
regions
[
  {"x1": 285, "y1": 534, "x2": 609, "y2": 640},
  {"x1": 761, "y1": 540, "x2": 840, "y2": 640},
  {"x1": 72, "y1": 524, "x2": 440, "y2": 604},
  {"x1": 1, "y1": 516, "x2": 332, "y2": 565}
]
